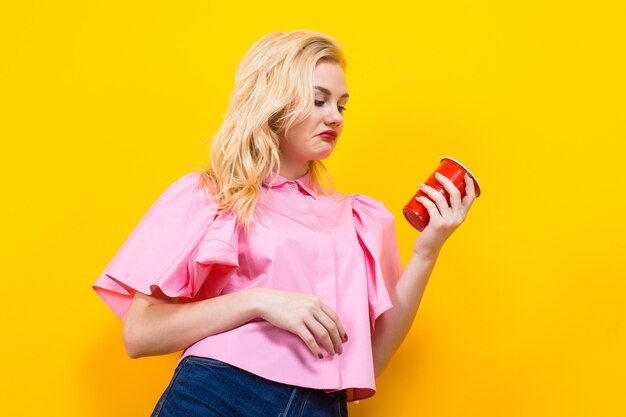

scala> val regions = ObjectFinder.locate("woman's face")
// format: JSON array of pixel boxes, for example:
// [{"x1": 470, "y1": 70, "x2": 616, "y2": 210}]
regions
[{"x1": 279, "y1": 61, "x2": 349, "y2": 170}]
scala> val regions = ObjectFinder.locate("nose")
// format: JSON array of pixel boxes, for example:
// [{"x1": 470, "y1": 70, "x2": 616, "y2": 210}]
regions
[{"x1": 324, "y1": 106, "x2": 343, "y2": 127}]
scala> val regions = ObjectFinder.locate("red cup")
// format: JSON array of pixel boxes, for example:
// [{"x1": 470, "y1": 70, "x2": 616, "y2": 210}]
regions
[{"x1": 403, "y1": 157, "x2": 481, "y2": 231}]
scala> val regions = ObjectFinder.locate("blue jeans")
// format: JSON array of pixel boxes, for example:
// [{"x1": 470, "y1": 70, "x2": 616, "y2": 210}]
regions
[{"x1": 150, "y1": 355, "x2": 349, "y2": 417}]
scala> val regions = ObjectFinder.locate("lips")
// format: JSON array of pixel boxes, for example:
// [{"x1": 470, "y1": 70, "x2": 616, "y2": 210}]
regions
[{"x1": 317, "y1": 130, "x2": 337, "y2": 139}]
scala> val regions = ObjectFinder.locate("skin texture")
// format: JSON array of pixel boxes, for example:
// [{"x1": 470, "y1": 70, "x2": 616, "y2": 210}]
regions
[{"x1": 122, "y1": 60, "x2": 477, "y2": 376}]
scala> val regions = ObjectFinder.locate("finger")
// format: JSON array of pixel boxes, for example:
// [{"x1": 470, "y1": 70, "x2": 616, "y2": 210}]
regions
[
  {"x1": 319, "y1": 302, "x2": 348, "y2": 343},
  {"x1": 297, "y1": 326, "x2": 325, "y2": 359},
  {"x1": 415, "y1": 195, "x2": 442, "y2": 222},
  {"x1": 418, "y1": 184, "x2": 452, "y2": 217},
  {"x1": 435, "y1": 173, "x2": 462, "y2": 212},
  {"x1": 312, "y1": 309, "x2": 343, "y2": 355},
  {"x1": 462, "y1": 172, "x2": 477, "y2": 210},
  {"x1": 304, "y1": 317, "x2": 335, "y2": 356}
]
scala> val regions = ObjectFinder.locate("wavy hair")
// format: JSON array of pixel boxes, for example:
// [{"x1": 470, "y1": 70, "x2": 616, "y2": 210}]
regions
[{"x1": 193, "y1": 30, "x2": 347, "y2": 232}]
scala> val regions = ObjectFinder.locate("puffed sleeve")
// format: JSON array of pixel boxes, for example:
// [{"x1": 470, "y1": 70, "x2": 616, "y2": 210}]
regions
[
  {"x1": 92, "y1": 172, "x2": 239, "y2": 321},
  {"x1": 351, "y1": 194, "x2": 404, "y2": 333}
]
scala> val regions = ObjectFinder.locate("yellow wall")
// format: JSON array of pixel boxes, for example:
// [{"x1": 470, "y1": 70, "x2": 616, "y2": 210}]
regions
[{"x1": 2, "y1": 1, "x2": 625, "y2": 415}]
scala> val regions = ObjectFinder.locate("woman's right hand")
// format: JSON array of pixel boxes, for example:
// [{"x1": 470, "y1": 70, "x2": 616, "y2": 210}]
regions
[{"x1": 253, "y1": 288, "x2": 348, "y2": 359}]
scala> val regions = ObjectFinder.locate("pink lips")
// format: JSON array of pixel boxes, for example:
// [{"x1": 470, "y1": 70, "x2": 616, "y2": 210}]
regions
[{"x1": 317, "y1": 130, "x2": 337, "y2": 140}]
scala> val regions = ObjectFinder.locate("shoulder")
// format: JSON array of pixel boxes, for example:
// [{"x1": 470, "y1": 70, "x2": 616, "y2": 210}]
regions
[
  {"x1": 167, "y1": 171, "x2": 204, "y2": 191},
  {"x1": 161, "y1": 171, "x2": 217, "y2": 205},
  {"x1": 135, "y1": 171, "x2": 220, "y2": 224}
]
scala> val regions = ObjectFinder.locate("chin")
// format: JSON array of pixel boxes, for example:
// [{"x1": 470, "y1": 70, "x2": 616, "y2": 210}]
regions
[
  {"x1": 310, "y1": 150, "x2": 334, "y2": 160},
  {"x1": 316, "y1": 145, "x2": 336, "y2": 157}
]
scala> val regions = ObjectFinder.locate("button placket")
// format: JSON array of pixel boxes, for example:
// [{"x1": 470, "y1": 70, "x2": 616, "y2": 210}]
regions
[{"x1": 311, "y1": 208, "x2": 340, "y2": 386}]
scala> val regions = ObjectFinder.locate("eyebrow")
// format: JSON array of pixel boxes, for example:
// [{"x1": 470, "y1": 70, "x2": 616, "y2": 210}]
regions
[{"x1": 314, "y1": 86, "x2": 349, "y2": 99}]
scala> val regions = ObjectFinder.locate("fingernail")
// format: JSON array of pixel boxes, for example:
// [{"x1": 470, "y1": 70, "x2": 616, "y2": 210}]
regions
[
  {"x1": 318, "y1": 353, "x2": 323, "y2": 359},
  {"x1": 418, "y1": 184, "x2": 425, "y2": 188},
  {"x1": 343, "y1": 333, "x2": 348, "y2": 342}
]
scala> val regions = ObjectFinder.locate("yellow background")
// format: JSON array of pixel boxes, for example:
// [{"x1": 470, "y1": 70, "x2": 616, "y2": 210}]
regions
[{"x1": 2, "y1": 1, "x2": 625, "y2": 416}]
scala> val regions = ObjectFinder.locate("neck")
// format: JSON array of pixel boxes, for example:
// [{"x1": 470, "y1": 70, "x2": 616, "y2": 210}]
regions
[{"x1": 277, "y1": 159, "x2": 310, "y2": 180}]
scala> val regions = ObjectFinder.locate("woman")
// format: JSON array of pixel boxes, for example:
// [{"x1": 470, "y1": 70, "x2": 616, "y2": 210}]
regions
[{"x1": 93, "y1": 29, "x2": 476, "y2": 416}]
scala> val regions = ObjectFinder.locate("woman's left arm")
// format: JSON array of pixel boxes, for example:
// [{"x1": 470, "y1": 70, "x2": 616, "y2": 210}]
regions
[{"x1": 371, "y1": 172, "x2": 477, "y2": 376}]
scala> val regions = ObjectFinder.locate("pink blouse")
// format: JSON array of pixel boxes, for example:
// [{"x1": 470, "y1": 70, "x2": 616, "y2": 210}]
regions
[{"x1": 92, "y1": 170, "x2": 403, "y2": 402}]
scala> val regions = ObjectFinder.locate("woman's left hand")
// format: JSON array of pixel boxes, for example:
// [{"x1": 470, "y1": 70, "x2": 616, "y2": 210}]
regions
[{"x1": 413, "y1": 171, "x2": 477, "y2": 256}]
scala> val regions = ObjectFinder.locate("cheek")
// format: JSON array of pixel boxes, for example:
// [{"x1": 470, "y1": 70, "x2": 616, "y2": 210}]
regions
[
  {"x1": 284, "y1": 112, "x2": 322, "y2": 143},
  {"x1": 306, "y1": 109, "x2": 325, "y2": 127}
]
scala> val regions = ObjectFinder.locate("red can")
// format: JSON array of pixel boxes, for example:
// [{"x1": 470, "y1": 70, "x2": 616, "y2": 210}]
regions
[{"x1": 403, "y1": 157, "x2": 481, "y2": 231}]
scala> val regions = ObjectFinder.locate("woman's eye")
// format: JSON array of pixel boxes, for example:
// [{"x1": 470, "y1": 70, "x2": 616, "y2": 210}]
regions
[{"x1": 315, "y1": 100, "x2": 348, "y2": 113}]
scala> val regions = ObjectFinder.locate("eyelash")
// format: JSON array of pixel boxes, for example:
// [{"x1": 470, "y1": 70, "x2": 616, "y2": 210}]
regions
[{"x1": 315, "y1": 100, "x2": 347, "y2": 113}]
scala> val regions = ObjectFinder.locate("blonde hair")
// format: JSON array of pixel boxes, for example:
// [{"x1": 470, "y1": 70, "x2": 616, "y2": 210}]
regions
[{"x1": 193, "y1": 30, "x2": 347, "y2": 232}]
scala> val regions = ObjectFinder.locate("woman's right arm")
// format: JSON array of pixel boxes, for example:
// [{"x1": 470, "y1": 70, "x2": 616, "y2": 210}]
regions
[
  {"x1": 123, "y1": 287, "x2": 347, "y2": 359},
  {"x1": 123, "y1": 287, "x2": 262, "y2": 358}
]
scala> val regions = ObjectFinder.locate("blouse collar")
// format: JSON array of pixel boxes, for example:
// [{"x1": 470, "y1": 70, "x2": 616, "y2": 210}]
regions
[{"x1": 262, "y1": 170, "x2": 317, "y2": 199}]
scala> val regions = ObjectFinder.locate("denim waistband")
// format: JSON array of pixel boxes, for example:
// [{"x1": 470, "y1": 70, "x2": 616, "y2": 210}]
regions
[
  {"x1": 151, "y1": 355, "x2": 349, "y2": 417},
  {"x1": 182, "y1": 356, "x2": 348, "y2": 400}
]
